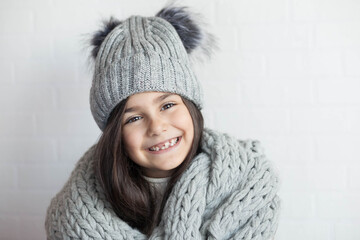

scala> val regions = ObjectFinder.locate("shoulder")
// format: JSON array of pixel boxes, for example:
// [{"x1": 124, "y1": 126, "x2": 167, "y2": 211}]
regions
[
  {"x1": 45, "y1": 144, "x2": 104, "y2": 238},
  {"x1": 45, "y1": 144, "x2": 96, "y2": 206},
  {"x1": 46, "y1": 144, "x2": 97, "y2": 202},
  {"x1": 201, "y1": 127, "x2": 265, "y2": 162},
  {"x1": 201, "y1": 128, "x2": 275, "y2": 197},
  {"x1": 45, "y1": 144, "x2": 148, "y2": 239},
  {"x1": 198, "y1": 129, "x2": 281, "y2": 239}
]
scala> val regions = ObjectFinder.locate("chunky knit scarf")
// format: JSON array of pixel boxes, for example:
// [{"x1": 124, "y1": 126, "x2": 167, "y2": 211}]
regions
[{"x1": 45, "y1": 128, "x2": 281, "y2": 239}]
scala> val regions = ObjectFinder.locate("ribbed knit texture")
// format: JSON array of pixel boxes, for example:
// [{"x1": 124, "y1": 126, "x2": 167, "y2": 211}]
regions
[
  {"x1": 45, "y1": 128, "x2": 281, "y2": 239},
  {"x1": 143, "y1": 176, "x2": 169, "y2": 210},
  {"x1": 90, "y1": 15, "x2": 203, "y2": 131}
]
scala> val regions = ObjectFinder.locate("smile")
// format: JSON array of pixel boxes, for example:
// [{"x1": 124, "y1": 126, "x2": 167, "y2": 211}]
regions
[{"x1": 147, "y1": 137, "x2": 181, "y2": 153}]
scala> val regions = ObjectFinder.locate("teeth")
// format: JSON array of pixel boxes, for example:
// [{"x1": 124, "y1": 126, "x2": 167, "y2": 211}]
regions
[{"x1": 149, "y1": 137, "x2": 179, "y2": 151}]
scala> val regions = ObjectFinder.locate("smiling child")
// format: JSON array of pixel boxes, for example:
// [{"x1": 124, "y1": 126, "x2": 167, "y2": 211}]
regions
[{"x1": 45, "y1": 3, "x2": 281, "y2": 239}]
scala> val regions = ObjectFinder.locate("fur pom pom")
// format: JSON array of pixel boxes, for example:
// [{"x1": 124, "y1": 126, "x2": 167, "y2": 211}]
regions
[
  {"x1": 90, "y1": 16, "x2": 122, "y2": 59},
  {"x1": 156, "y1": 6, "x2": 201, "y2": 53},
  {"x1": 155, "y1": 2, "x2": 218, "y2": 64}
]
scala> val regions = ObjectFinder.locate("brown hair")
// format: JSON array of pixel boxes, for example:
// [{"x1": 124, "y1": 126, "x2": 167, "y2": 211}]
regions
[{"x1": 94, "y1": 95, "x2": 204, "y2": 236}]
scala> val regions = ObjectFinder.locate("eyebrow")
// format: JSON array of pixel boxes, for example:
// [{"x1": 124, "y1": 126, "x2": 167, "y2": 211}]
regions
[{"x1": 124, "y1": 93, "x2": 176, "y2": 114}]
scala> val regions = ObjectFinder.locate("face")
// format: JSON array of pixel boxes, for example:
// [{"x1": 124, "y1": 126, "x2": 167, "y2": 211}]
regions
[{"x1": 121, "y1": 92, "x2": 194, "y2": 178}]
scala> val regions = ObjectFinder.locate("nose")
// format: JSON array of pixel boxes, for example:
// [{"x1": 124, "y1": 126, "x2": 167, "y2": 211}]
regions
[{"x1": 147, "y1": 115, "x2": 167, "y2": 137}]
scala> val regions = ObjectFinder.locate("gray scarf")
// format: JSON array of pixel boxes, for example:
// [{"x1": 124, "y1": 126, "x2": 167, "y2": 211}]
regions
[{"x1": 45, "y1": 128, "x2": 281, "y2": 239}]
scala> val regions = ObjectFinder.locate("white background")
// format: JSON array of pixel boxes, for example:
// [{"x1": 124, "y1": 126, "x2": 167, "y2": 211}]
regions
[{"x1": 1, "y1": 0, "x2": 360, "y2": 239}]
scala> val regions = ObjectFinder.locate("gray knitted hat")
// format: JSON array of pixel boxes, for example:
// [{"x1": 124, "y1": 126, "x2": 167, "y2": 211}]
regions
[{"x1": 89, "y1": 5, "x2": 216, "y2": 131}]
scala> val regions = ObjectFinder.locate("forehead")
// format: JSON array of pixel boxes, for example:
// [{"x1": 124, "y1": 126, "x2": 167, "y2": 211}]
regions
[{"x1": 126, "y1": 92, "x2": 179, "y2": 105}]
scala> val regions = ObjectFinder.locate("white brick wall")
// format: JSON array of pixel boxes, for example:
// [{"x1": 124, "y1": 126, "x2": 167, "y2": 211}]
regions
[{"x1": 1, "y1": 0, "x2": 359, "y2": 239}]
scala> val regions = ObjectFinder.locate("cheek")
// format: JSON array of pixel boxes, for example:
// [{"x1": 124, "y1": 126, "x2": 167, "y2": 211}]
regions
[
  {"x1": 172, "y1": 108, "x2": 194, "y2": 136},
  {"x1": 122, "y1": 128, "x2": 142, "y2": 151}
]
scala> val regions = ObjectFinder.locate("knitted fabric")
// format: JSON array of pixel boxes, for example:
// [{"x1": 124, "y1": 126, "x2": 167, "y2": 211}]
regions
[
  {"x1": 90, "y1": 15, "x2": 202, "y2": 131},
  {"x1": 45, "y1": 128, "x2": 281, "y2": 239}
]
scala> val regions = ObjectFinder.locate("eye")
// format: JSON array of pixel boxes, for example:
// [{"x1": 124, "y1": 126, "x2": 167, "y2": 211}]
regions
[
  {"x1": 161, "y1": 103, "x2": 175, "y2": 111},
  {"x1": 125, "y1": 116, "x2": 142, "y2": 124},
  {"x1": 124, "y1": 103, "x2": 175, "y2": 125}
]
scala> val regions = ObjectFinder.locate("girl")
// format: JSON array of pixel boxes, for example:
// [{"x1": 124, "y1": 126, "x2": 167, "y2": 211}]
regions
[{"x1": 45, "y1": 4, "x2": 281, "y2": 240}]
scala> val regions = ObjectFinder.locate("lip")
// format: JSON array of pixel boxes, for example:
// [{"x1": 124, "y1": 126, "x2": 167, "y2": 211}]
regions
[
  {"x1": 146, "y1": 136, "x2": 180, "y2": 149},
  {"x1": 145, "y1": 136, "x2": 181, "y2": 154}
]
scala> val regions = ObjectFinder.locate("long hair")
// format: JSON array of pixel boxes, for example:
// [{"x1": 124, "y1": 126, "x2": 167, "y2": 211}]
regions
[{"x1": 94, "y1": 95, "x2": 204, "y2": 236}]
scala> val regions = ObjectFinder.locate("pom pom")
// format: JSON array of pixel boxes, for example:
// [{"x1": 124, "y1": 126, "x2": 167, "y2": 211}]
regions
[
  {"x1": 156, "y1": 6, "x2": 201, "y2": 53},
  {"x1": 155, "y1": 1, "x2": 218, "y2": 64},
  {"x1": 90, "y1": 16, "x2": 122, "y2": 59}
]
